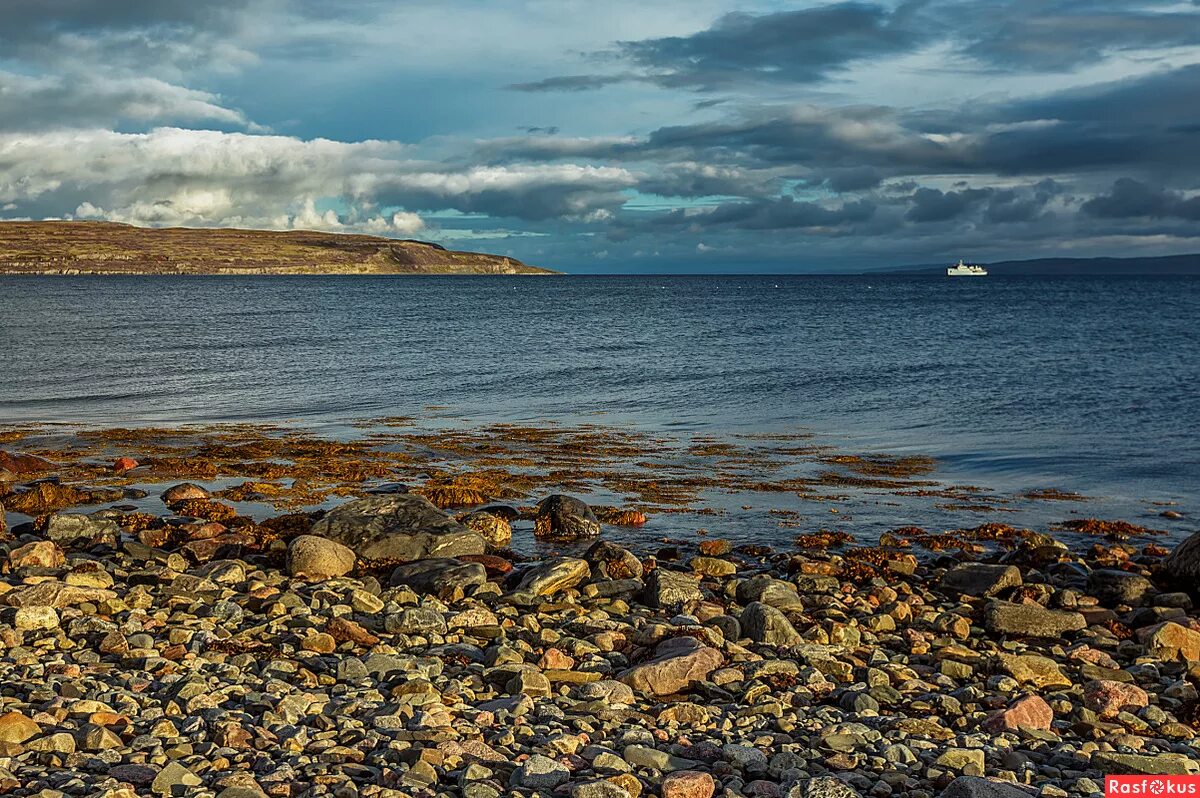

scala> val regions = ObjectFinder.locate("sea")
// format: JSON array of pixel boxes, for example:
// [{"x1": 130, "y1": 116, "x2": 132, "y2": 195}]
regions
[{"x1": 2, "y1": 273, "x2": 1197, "y2": 548}]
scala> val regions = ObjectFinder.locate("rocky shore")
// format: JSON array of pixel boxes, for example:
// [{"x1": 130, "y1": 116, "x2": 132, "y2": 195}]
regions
[{"x1": 1, "y1": 433, "x2": 1199, "y2": 798}]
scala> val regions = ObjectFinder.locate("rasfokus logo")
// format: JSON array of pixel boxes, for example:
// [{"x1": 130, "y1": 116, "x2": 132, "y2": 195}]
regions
[{"x1": 1107, "y1": 777, "x2": 1200, "y2": 796}]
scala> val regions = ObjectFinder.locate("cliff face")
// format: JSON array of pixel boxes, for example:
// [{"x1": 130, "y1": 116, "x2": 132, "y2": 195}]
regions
[{"x1": 0, "y1": 221, "x2": 559, "y2": 275}]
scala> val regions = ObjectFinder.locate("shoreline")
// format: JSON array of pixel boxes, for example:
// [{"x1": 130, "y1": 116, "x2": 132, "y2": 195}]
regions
[{"x1": 2, "y1": 421, "x2": 1199, "y2": 795}]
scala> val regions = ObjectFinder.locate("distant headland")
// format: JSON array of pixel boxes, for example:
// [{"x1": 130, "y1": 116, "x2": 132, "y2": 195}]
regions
[{"x1": 0, "y1": 221, "x2": 559, "y2": 275}]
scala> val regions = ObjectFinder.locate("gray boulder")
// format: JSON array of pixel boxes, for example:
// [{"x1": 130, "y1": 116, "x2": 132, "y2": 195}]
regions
[
  {"x1": 939, "y1": 563, "x2": 1022, "y2": 597},
  {"x1": 939, "y1": 776, "x2": 1032, "y2": 798},
  {"x1": 310, "y1": 494, "x2": 484, "y2": 561},
  {"x1": 983, "y1": 601, "x2": 1086, "y2": 637},
  {"x1": 741, "y1": 601, "x2": 802, "y2": 646},
  {"x1": 534, "y1": 495, "x2": 600, "y2": 540},
  {"x1": 390, "y1": 558, "x2": 487, "y2": 593},
  {"x1": 1088, "y1": 568, "x2": 1156, "y2": 607},
  {"x1": 1164, "y1": 531, "x2": 1200, "y2": 582}
]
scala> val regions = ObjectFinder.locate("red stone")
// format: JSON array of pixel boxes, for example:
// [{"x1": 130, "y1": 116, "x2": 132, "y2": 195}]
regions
[
  {"x1": 984, "y1": 694, "x2": 1054, "y2": 731},
  {"x1": 662, "y1": 770, "x2": 715, "y2": 798},
  {"x1": 0, "y1": 451, "x2": 55, "y2": 475},
  {"x1": 1083, "y1": 679, "x2": 1149, "y2": 719},
  {"x1": 113, "y1": 457, "x2": 139, "y2": 473},
  {"x1": 539, "y1": 648, "x2": 575, "y2": 670},
  {"x1": 457, "y1": 553, "x2": 512, "y2": 576}
]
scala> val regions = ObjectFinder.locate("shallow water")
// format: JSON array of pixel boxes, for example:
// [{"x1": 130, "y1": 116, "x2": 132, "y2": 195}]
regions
[{"x1": 2, "y1": 273, "x2": 1197, "y2": 545}]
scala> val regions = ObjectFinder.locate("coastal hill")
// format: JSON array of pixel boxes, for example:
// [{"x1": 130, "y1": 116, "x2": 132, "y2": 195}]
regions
[
  {"x1": 882, "y1": 253, "x2": 1200, "y2": 276},
  {"x1": 0, "y1": 221, "x2": 559, "y2": 275}
]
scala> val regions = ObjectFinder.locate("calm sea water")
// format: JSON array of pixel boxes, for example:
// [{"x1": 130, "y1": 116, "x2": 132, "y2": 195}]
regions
[{"x1": 2, "y1": 274, "x2": 1197, "y2": 539}]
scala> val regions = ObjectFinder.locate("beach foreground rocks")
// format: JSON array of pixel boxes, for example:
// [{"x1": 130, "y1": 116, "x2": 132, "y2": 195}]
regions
[{"x1": 0, "y1": 486, "x2": 1199, "y2": 798}]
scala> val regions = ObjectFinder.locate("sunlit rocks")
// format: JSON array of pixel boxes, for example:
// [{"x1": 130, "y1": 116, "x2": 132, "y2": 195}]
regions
[
  {"x1": 160, "y1": 482, "x2": 211, "y2": 505},
  {"x1": 459, "y1": 511, "x2": 512, "y2": 549},
  {"x1": 310, "y1": 494, "x2": 484, "y2": 561},
  {"x1": 0, "y1": 451, "x2": 55, "y2": 476},
  {"x1": 938, "y1": 563, "x2": 1022, "y2": 598},
  {"x1": 534, "y1": 494, "x2": 601, "y2": 540},
  {"x1": 286, "y1": 534, "x2": 356, "y2": 580},
  {"x1": 618, "y1": 637, "x2": 723, "y2": 697},
  {"x1": 390, "y1": 558, "x2": 487, "y2": 594},
  {"x1": 983, "y1": 601, "x2": 1087, "y2": 637},
  {"x1": 516, "y1": 557, "x2": 590, "y2": 597}
]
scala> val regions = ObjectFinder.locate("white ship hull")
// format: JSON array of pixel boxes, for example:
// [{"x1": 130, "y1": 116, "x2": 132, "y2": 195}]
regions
[{"x1": 947, "y1": 259, "x2": 987, "y2": 276}]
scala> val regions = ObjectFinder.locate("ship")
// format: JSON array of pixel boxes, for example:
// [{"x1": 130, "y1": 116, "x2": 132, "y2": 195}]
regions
[{"x1": 947, "y1": 259, "x2": 987, "y2": 276}]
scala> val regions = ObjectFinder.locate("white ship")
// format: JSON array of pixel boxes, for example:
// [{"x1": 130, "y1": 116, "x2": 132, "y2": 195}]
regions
[{"x1": 947, "y1": 259, "x2": 987, "y2": 276}]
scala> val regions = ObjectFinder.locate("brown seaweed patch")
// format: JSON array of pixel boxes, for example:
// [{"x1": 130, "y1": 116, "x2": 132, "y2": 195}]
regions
[
  {"x1": 1055, "y1": 518, "x2": 1167, "y2": 538},
  {"x1": 794, "y1": 531, "x2": 853, "y2": 549},
  {"x1": 821, "y1": 454, "x2": 937, "y2": 478},
  {"x1": 1024, "y1": 488, "x2": 1088, "y2": 501}
]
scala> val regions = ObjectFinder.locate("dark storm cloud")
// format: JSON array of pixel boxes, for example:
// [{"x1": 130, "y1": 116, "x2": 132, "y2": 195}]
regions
[
  {"x1": 952, "y1": 0, "x2": 1200, "y2": 72},
  {"x1": 651, "y1": 196, "x2": 877, "y2": 231},
  {"x1": 905, "y1": 187, "x2": 991, "y2": 223},
  {"x1": 618, "y1": 2, "x2": 930, "y2": 89},
  {"x1": 508, "y1": 75, "x2": 633, "y2": 92},
  {"x1": 1083, "y1": 179, "x2": 1200, "y2": 221}
]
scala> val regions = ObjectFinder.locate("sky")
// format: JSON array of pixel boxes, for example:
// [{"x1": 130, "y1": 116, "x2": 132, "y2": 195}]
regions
[{"x1": 1, "y1": 1, "x2": 1198, "y2": 272}]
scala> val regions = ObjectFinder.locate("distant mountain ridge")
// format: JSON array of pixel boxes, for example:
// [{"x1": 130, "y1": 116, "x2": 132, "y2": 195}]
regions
[
  {"x1": 880, "y1": 253, "x2": 1200, "y2": 276},
  {"x1": 0, "y1": 221, "x2": 559, "y2": 275}
]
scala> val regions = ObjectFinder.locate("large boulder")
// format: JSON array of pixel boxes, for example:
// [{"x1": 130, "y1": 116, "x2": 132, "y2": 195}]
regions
[
  {"x1": 390, "y1": 558, "x2": 487, "y2": 593},
  {"x1": 619, "y1": 636, "x2": 723, "y2": 696},
  {"x1": 286, "y1": 535, "x2": 356, "y2": 580},
  {"x1": 1087, "y1": 569, "x2": 1156, "y2": 607},
  {"x1": 0, "y1": 451, "x2": 55, "y2": 477},
  {"x1": 310, "y1": 494, "x2": 484, "y2": 561},
  {"x1": 161, "y1": 483, "x2": 211, "y2": 505},
  {"x1": 44, "y1": 513, "x2": 120, "y2": 549},
  {"x1": 534, "y1": 495, "x2": 600, "y2": 541},
  {"x1": 939, "y1": 564, "x2": 1022, "y2": 598},
  {"x1": 983, "y1": 601, "x2": 1086, "y2": 637},
  {"x1": 741, "y1": 602, "x2": 802, "y2": 647},
  {"x1": 940, "y1": 777, "x2": 1034, "y2": 798},
  {"x1": 1164, "y1": 531, "x2": 1200, "y2": 582},
  {"x1": 515, "y1": 557, "x2": 590, "y2": 597}
]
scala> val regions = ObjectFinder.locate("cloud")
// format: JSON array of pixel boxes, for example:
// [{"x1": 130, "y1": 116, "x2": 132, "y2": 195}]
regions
[
  {"x1": 1082, "y1": 178, "x2": 1200, "y2": 221},
  {"x1": 0, "y1": 127, "x2": 635, "y2": 230},
  {"x1": 0, "y1": 70, "x2": 251, "y2": 131},
  {"x1": 905, "y1": 187, "x2": 991, "y2": 223},
  {"x1": 508, "y1": 75, "x2": 632, "y2": 92},
  {"x1": 651, "y1": 196, "x2": 877, "y2": 231}
]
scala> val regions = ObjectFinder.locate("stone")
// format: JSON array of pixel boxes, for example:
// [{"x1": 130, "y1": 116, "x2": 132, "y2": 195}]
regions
[
  {"x1": 6, "y1": 580, "x2": 117, "y2": 608},
  {"x1": 515, "y1": 754, "x2": 569, "y2": 789},
  {"x1": 939, "y1": 564, "x2": 1022, "y2": 597},
  {"x1": 1083, "y1": 680, "x2": 1149, "y2": 719},
  {"x1": 461, "y1": 511, "x2": 512, "y2": 549},
  {"x1": 391, "y1": 558, "x2": 487, "y2": 593},
  {"x1": 587, "y1": 540, "x2": 644, "y2": 580},
  {"x1": 386, "y1": 607, "x2": 448, "y2": 635},
  {"x1": 113, "y1": 456, "x2": 139, "y2": 472},
  {"x1": 935, "y1": 749, "x2": 985, "y2": 775},
  {"x1": 161, "y1": 483, "x2": 211, "y2": 504},
  {"x1": 995, "y1": 654, "x2": 1072, "y2": 689},
  {"x1": 741, "y1": 602, "x2": 801, "y2": 646},
  {"x1": 690, "y1": 556, "x2": 737, "y2": 577},
  {"x1": 534, "y1": 494, "x2": 601, "y2": 540},
  {"x1": 152, "y1": 762, "x2": 203, "y2": 795},
  {"x1": 645, "y1": 569, "x2": 704, "y2": 608},
  {"x1": 572, "y1": 781, "x2": 632, "y2": 798},
  {"x1": 44, "y1": 513, "x2": 120, "y2": 548},
  {"x1": 286, "y1": 535, "x2": 356, "y2": 580},
  {"x1": 662, "y1": 771, "x2": 715, "y2": 798},
  {"x1": 1088, "y1": 569, "x2": 1156, "y2": 607},
  {"x1": 736, "y1": 575, "x2": 804, "y2": 611},
  {"x1": 516, "y1": 557, "x2": 590, "y2": 596},
  {"x1": 0, "y1": 450, "x2": 55, "y2": 475},
  {"x1": 1164, "y1": 531, "x2": 1200, "y2": 582},
  {"x1": 8, "y1": 540, "x2": 65, "y2": 569},
  {"x1": 983, "y1": 695, "x2": 1053, "y2": 731},
  {"x1": 983, "y1": 601, "x2": 1086, "y2": 637},
  {"x1": 1091, "y1": 753, "x2": 1199, "y2": 775},
  {"x1": 0, "y1": 712, "x2": 40, "y2": 745},
  {"x1": 940, "y1": 777, "x2": 1034, "y2": 798},
  {"x1": 311, "y1": 494, "x2": 485, "y2": 560},
  {"x1": 619, "y1": 636, "x2": 723, "y2": 696},
  {"x1": 622, "y1": 744, "x2": 699, "y2": 772},
  {"x1": 797, "y1": 777, "x2": 860, "y2": 798},
  {"x1": 1139, "y1": 621, "x2": 1200, "y2": 662},
  {"x1": 14, "y1": 606, "x2": 59, "y2": 631}
]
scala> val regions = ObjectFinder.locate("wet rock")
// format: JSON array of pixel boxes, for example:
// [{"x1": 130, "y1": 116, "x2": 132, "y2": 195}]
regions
[
  {"x1": 741, "y1": 602, "x2": 802, "y2": 646},
  {"x1": 161, "y1": 483, "x2": 211, "y2": 504},
  {"x1": 516, "y1": 557, "x2": 589, "y2": 597},
  {"x1": 113, "y1": 456, "x2": 139, "y2": 473},
  {"x1": 391, "y1": 558, "x2": 487, "y2": 593},
  {"x1": 311, "y1": 494, "x2": 484, "y2": 560},
  {"x1": 461, "y1": 511, "x2": 512, "y2": 549},
  {"x1": 588, "y1": 540, "x2": 644, "y2": 580},
  {"x1": 1088, "y1": 569, "x2": 1156, "y2": 607},
  {"x1": 939, "y1": 563, "x2": 1022, "y2": 597},
  {"x1": 286, "y1": 534, "x2": 356, "y2": 580},
  {"x1": 983, "y1": 601, "x2": 1086, "y2": 637},
  {"x1": 619, "y1": 636, "x2": 723, "y2": 696},
  {"x1": 534, "y1": 494, "x2": 601, "y2": 540},
  {"x1": 690, "y1": 556, "x2": 737, "y2": 577},
  {"x1": 0, "y1": 450, "x2": 55, "y2": 475}
]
